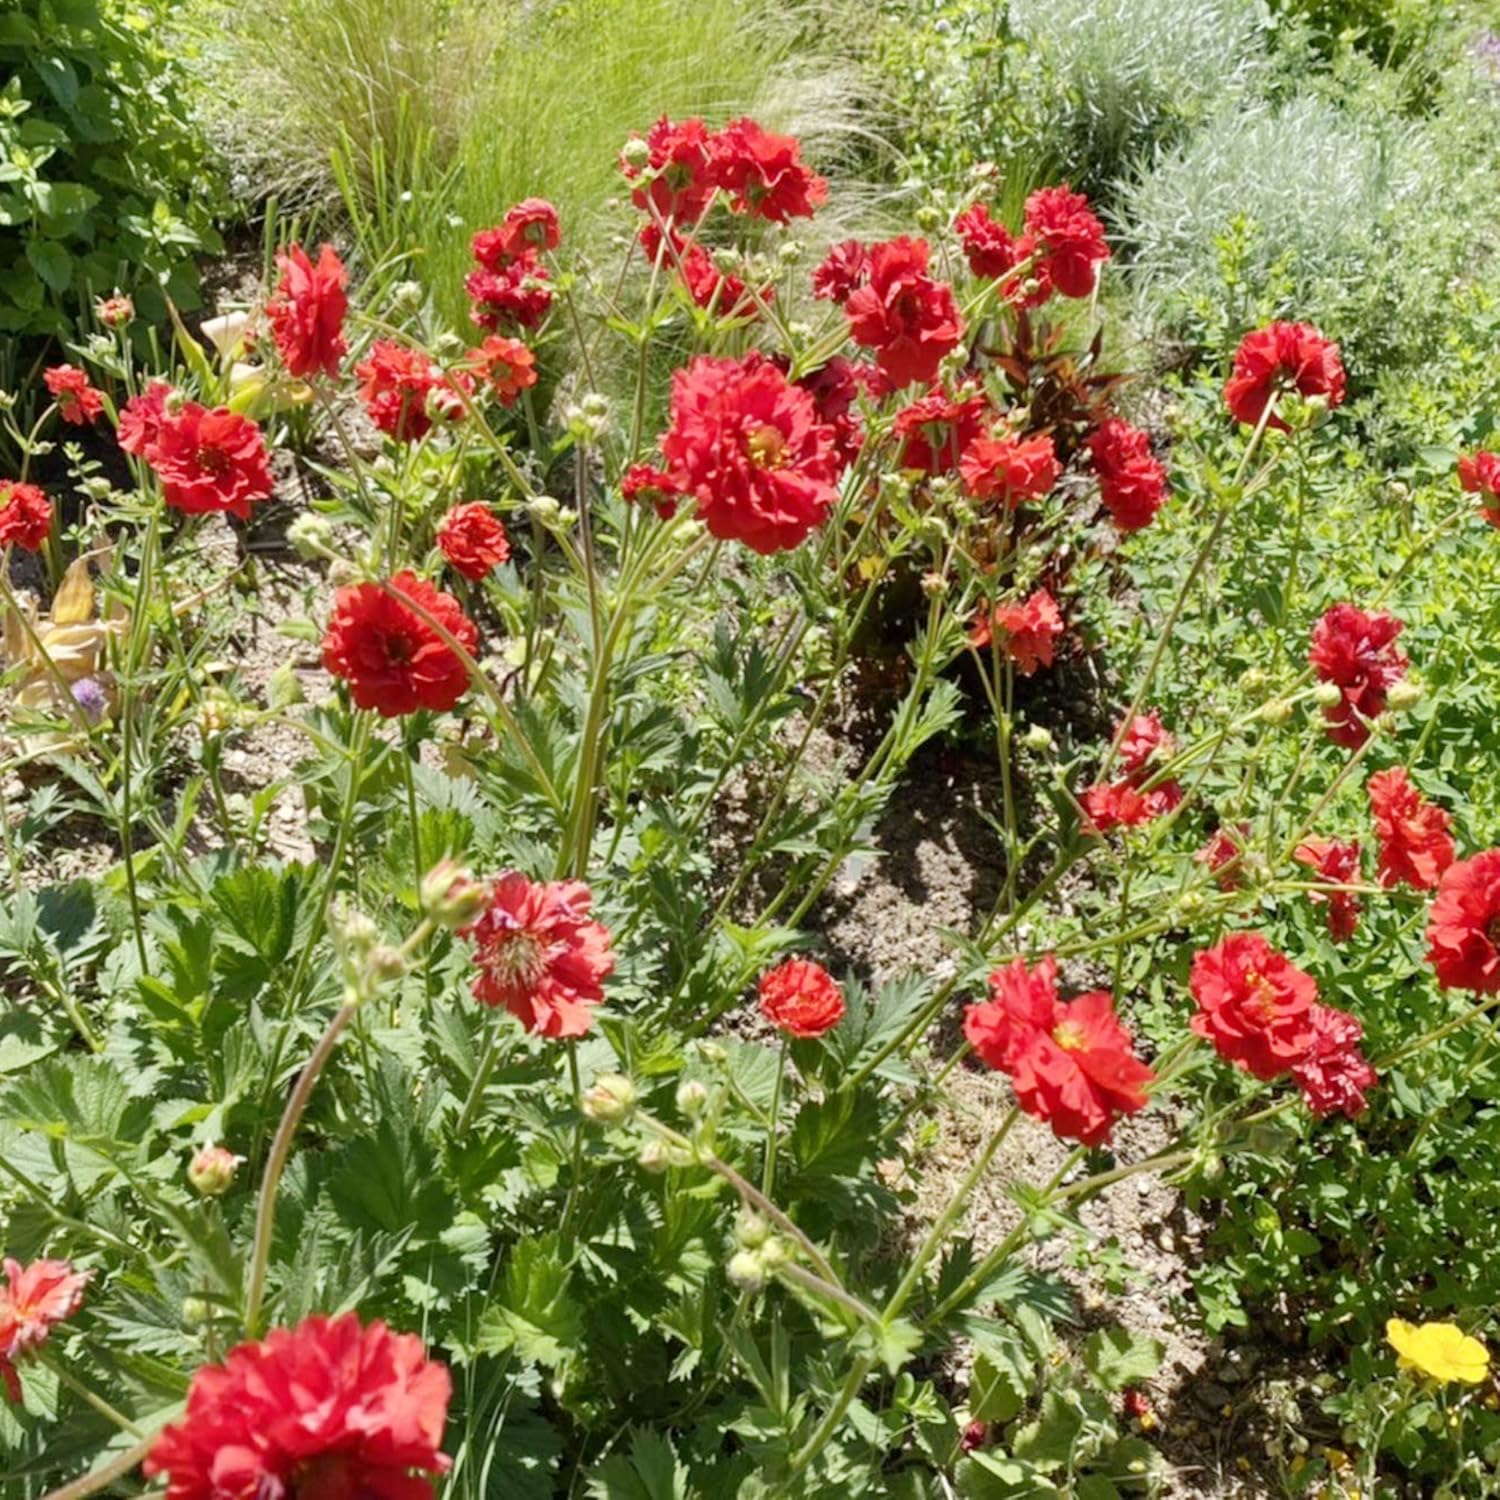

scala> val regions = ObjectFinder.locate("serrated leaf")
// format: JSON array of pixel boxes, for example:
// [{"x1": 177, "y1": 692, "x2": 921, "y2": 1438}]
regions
[{"x1": 1080, "y1": 1326, "x2": 1164, "y2": 1392}]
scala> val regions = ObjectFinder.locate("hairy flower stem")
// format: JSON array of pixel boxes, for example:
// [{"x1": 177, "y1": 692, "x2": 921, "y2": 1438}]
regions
[
  {"x1": 883, "y1": 1106, "x2": 1020, "y2": 1324},
  {"x1": 41, "y1": 1354, "x2": 144, "y2": 1438},
  {"x1": 775, "y1": 1262, "x2": 882, "y2": 1332},
  {"x1": 637, "y1": 1111, "x2": 839, "y2": 1286},
  {"x1": 454, "y1": 1026, "x2": 509, "y2": 1135},
  {"x1": 762, "y1": 1039, "x2": 787, "y2": 1199},
  {"x1": 40, "y1": 1435, "x2": 155, "y2": 1500},
  {"x1": 243, "y1": 998, "x2": 357, "y2": 1335},
  {"x1": 558, "y1": 1042, "x2": 587, "y2": 1248},
  {"x1": 244, "y1": 917, "x2": 435, "y2": 1334},
  {"x1": 1100, "y1": 394, "x2": 1281, "y2": 781}
]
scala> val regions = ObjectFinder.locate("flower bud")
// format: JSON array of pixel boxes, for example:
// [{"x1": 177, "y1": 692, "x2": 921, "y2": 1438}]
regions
[
  {"x1": 696, "y1": 1040, "x2": 727, "y2": 1066},
  {"x1": 181, "y1": 1296, "x2": 213, "y2": 1327},
  {"x1": 1386, "y1": 679, "x2": 1423, "y2": 711},
  {"x1": 776, "y1": 240, "x2": 804, "y2": 266},
  {"x1": 1313, "y1": 681, "x2": 1344, "y2": 709},
  {"x1": 97, "y1": 294, "x2": 134, "y2": 327},
  {"x1": 581, "y1": 1073, "x2": 637, "y2": 1124},
  {"x1": 726, "y1": 1248, "x2": 765, "y2": 1292},
  {"x1": 915, "y1": 204, "x2": 942, "y2": 232},
  {"x1": 1022, "y1": 724, "x2": 1054, "y2": 753},
  {"x1": 620, "y1": 136, "x2": 651, "y2": 170},
  {"x1": 1238, "y1": 666, "x2": 1270, "y2": 696},
  {"x1": 419, "y1": 859, "x2": 490, "y2": 930},
  {"x1": 676, "y1": 1079, "x2": 709, "y2": 1118},
  {"x1": 367, "y1": 944, "x2": 408, "y2": 983},
  {"x1": 1178, "y1": 890, "x2": 1205, "y2": 917},
  {"x1": 637, "y1": 1139, "x2": 672, "y2": 1174},
  {"x1": 187, "y1": 1143, "x2": 243, "y2": 1197},
  {"x1": 286, "y1": 512, "x2": 335, "y2": 560},
  {"x1": 919, "y1": 570, "x2": 946, "y2": 598},
  {"x1": 735, "y1": 1212, "x2": 771, "y2": 1249},
  {"x1": 758, "y1": 1234, "x2": 789, "y2": 1268},
  {"x1": 1259, "y1": 698, "x2": 1294, "y2": 726},
  {"x1": 391, "y1": 280, "x2": 425, "y2": 314},
  {"x1": 528, "y1": 495, "x2": 562, "y2": 525},
  {"x1": 82, "y1": 475, "x2": 114, "y2": 501}
]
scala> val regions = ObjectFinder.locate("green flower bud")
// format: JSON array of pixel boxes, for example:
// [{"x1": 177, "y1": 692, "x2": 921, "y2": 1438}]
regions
[
  {"x1": 638, "y1": 1139, "x2": 672, "y2": 1174},
  {"x1": 726, "y1": 1248, "x2": 766, "y2": 1292},
  {"x1": 676, "y1": 1079, "x2": 709, "y2": 1118},
  {"x1": 1313, "y1": 681, "x2": 1344, "y2": 709},
  {"x1": 1022, "y1": 724, "x2": 1054, "y2": 753},
  {"x1": 1259, "y1": 698, "x2": 1294, "y2": 726},
  {"x1": 735, "y1": 1212, "x2": 771, "y2": 1249},
  {"x1": 419, "y1": 859, "x2": 490, "y2": 931},
  {"x1": 581, "y1": 1073, "x2": 637, "y2": 1125},
  {"x1": 187, "y1": 1143, "x2": 243, "y2": 1197},
  {"x1": 1387, "y1": 679, "x2": 1423, "y2": 711}
]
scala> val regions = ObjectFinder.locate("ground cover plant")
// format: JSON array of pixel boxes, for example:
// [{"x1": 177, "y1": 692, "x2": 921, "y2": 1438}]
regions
[{"x1": 3, "y1": 8, "x2": 1500, "y2": 1500}]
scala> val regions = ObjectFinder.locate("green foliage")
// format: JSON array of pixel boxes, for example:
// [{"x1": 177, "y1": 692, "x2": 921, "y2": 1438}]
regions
[{"x1": 0, "y1": 0, "x2": 221, "y2": 338}]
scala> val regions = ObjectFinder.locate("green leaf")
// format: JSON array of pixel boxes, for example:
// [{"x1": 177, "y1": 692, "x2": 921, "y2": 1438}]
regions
[
  {"x1": 24, "y1": 237, "x2": 72, "y2": 293},
  {"x1": 475, "y1": 1235, "x2": 582, "y2": 1369},
  {"x1": 1011, "y1": 1390, "x2": 1084, "y2": 1471},
  {"x1": 1079, "y1": 1326, "x2": 1164, "y2": 1393},
  {"x1": 586, "y1": 1428, "x2": 691, "y2": 1500}
]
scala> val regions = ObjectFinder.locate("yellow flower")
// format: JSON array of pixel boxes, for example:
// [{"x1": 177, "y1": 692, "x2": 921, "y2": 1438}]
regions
[{"x1": 1386, "y1": 1318, "x2": 1490, "y2": 1385}]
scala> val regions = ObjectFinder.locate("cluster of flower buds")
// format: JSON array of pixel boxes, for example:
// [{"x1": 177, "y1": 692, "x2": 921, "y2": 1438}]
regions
[
  {"x1": 724, "y1": 1210, "x2": 790, "y2": 1294},
  {"x1": 328, "y1": 899, "x2": 407, "y2": 1004}
]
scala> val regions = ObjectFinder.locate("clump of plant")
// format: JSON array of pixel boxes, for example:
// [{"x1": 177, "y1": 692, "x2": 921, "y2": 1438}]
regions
[
  {"x1": 0, "y1": 0, "x2": 221, "y2": 342},
  {"x1": 3, "y1": 106, "x2": 1500, "y2": 1499}
]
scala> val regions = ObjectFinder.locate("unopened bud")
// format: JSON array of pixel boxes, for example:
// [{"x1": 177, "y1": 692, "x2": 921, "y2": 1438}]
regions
[
  {"x1": 1259, "y1": 698, "x2": 1294, "y2": 726},
  {"x1": 726, "y1": 1249, "x2": 766, "y2": 1291},
  {"x1": 696, "y1": 1041, "x2": 727, "y2": 1066},
  {"x1": 676, "y1": 1079, "x2": 709, "y2": 1118},
  {"x1": 1313, "y1": 681, "x2": 1344, "y2": 708},
  {"x1": 1178, "y1": 890, "x2": 1205, "y2": 916},
  {"x1": 735, "y1": 1212, "x2": 771, "y2": 1249},
  {"x1": 1022, "y1": 724, "x2": 1054, "y2": 753},
  {"x1": 332, "y1": 903, "x2": 379, "y2": 956},
  {"x1": 187, "y1": 1143, "x2": 243, "y2": 1197},
  {"x1": 286, "y1": 512, "x2": 334, "y2": 560},
  {"x1": 638, "y1": 1139, "x2": 672, "y2": 1174},
  {"x1": 1238, "y1": 667, "x2": 1270, "y2": 696},
  {"x1": 1387, "y1": 679, "x2": 1423, "y2": 711},
  {"x1": 919, "y1": 570, "x2": 946, "y2": 598},
  {"x1": 419, "y1": 859, "x2": 490, "y2": 930},
  {"x1": 97, "y1": 294, "x2": 134, "y2": 327},
  {"x1": 367, "y1": 944, "x2": 407, "y2": 982},
  {"x1": 181, "y1": 1296, "x2": 212, "y2": 1327},
  {"x1": 758, "y1": 1235, "x2": 789, "y2": 1269},
  {"x1": 620, "y1": 136, "x2": 651, "y2": 170},
  {"x1": 581, "y1": 1073, "x2": 637, "y2": 1124},
  {"x1": 391, "y1": 279, "x2": 424, "y2": 313},
  {"x1": 528, "y1": 495, "x2": 562, "y2": 525},
  {"x1": 915, "y1": 204, "x2": 942, "y2": 232},
  {"x1": 82, "y1": 476, "x2": 114, "y2": 500}
]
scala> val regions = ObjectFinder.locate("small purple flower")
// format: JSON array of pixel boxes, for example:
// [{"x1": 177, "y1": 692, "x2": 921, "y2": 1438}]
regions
[{"x1": 71, "y1": 676, "x2": 109, "y2": 723}]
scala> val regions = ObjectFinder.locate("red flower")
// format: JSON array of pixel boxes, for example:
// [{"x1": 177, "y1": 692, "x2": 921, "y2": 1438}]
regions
[
  {"x1": 959, "y1": 430, "x2": 1061, "y2": 506},
  {"x1": 622, "y1": 115, "x2": 718, "y2": 223},
  {"x1": 1293, "y1": 837, "x2": 1363, "y2": 942},
  {"x1": 1196, "y1": 823, "x2": 1250, "y2": 891},
  {"x1": 795, "y1": 357, "x2": 870, "y2": 469},
  {"x1": 1118, "y1": 710, "x2": 1175, "y2": 776},
  {"x1": 1367, "y1": 767, "x2": 1454, "y2": 890},
  {"x1": 640, "y1": 224, "x2": 762, "y2": 318},
  {"x1": 1022, "y1": 185, "x2": 1110, "y2": 299},
  {"x1": 1189, "y1": 933, "x2": 1318, "y2": 1081},
  {"x1": 844, "y1": 237, "x2": 964, "y2": 388},
  {"x1": 712, "y1": 117, "x2": 827, "y2": 222},
  {"x1": 266, "y1": 242, "x2": 348, "y2": 380},
  {"x1": 322, "y1": 570, "x2": 478, "y2": 717},
  {"x1": 954, "y1": 203, "x2": 1047, "y2": 306},
  {"x1": 660, "y1": 352, "x2": 839, "y2": 554},
  {"x1": 893, "y1": 384, "x2": 992, "y2": 476},
  {"x1": 145, "y1": 402, "x2": 274, "y2": 520},
  {"x1": 970, "y1": 588, "x2": 1064, "y2": 675},
  {"x1": 1079, "y1": 778, "x2": 1182, "y2": 833},
  {"x1": 1307, "y1": 603, "x2": 1407, "y2": 748},
  {"x1": 44, "y1": 364, "x2": 103, "y2": 426},
  {"x1": 1088, "y1": 419, "x2": 1168, "y2": 532},
  {"x1": 143, "y1": 1313, "x2": 451, "y2": 1500},
  {"x1": 465, "y1": 252, "x2": 553, "y2": 332},
  {"x1": 355, "y1": 341, "x2": 444, "y2": 442},
  {"x1": 621, "y1": 463, "x2": 683, "y2": 520},
  {"x1": 1291, "y1": 1004, "x2": 1376, "y2": 1118},
  {"x1": 1426, "y1": 850, "x2": 1500, "y2": 993},
  {"x1": 0, "y1": 481, "x2": 52, "y2": 552},
  {"x1": 460, "y1": 871, "x2": 615, "y2": 1037},
  {"x1": 1224, "y1": 322, "x2": 1346, "y2": 430},
  {"x1": 758, "y1": 957, "x2": 846, "y2": 1037},
  {"x1": 963, "y1": 956, "x2": 1154, "y2": 1147},
  {"x1": 117, "y1": 380, "x2": 174, "y2": 457},
  {"x1": 437, "y1": 503, "x2": 511, "y2": 581},
  {"x1": 0, "y1": 1257, "x2": 91, "y2": 1403},
  {"x1": 460, "y1": 335, "x2": 538, "y2": 407},
  {"x1": 1459, "y1": 449, "x2": 1500, "y2": 528},
  {"x1": 473, "y1": 199, "x2": 561, "y2": 266},
  {"x1": 812, "y1": 239, "x2": 869, "y2": 304}
]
